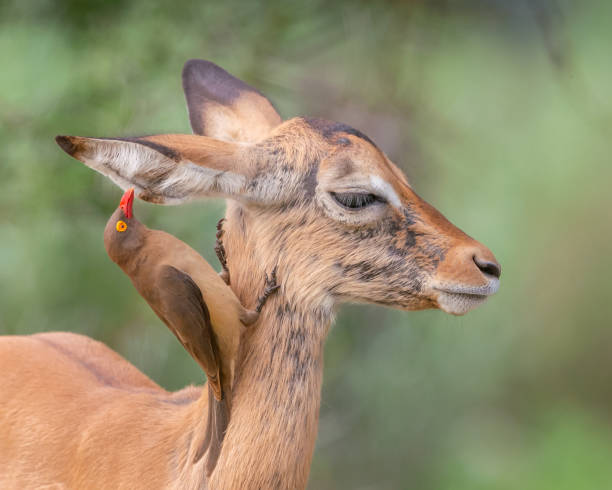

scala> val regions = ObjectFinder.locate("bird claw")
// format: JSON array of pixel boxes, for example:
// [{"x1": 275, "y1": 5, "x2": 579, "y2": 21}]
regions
[
  {"x1": 255, "y1": 266, "x2": 280, "y2": 313},
  {"x1": 216, "y1": 218, "x2": 225, "y2": 240},
  {"x1": 215, "y1": 218, "x2": 230, "y2": 285}
]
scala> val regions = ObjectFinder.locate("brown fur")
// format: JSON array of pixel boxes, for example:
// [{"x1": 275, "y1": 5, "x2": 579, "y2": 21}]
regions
[
  {"x1": 105, "y1": 200, "x2": 270, "y2": 475},
  {"x1": 1, "y1": 60, "x2": 500, "y2": 489}
]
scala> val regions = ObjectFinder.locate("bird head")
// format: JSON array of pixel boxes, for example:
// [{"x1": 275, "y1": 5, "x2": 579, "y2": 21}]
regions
[
  {"x1": 104, "y1": 187, "x2": 145, "y2": 265},
  {"x1": 115, "y1": 187, "x2": 135, "y2": 232}
]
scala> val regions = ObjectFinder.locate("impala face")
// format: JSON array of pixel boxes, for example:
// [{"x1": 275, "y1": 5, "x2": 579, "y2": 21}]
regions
[
  {"x1": 56, "y1": 59, "x2": 500, "y2": 316},
  {"x1": 316, "y1": 135, "x2": 500, "y2": 314},
  {"x1": 234, "y1": 116, "x2": 501, "y2": 315}
]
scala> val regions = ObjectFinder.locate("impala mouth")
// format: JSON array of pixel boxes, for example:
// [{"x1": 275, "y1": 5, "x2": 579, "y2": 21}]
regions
[{"x1": 432, "y1": 278, "x2": 500, "y2": 315}]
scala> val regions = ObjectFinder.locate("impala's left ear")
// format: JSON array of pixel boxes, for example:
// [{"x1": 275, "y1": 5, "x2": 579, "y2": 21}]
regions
[
  {"x1": 55, "y1": 133, "x2": 281, "y2": 205},
  {"x1": 182, "y1": 59, "x2": 282, "y2": 143}
]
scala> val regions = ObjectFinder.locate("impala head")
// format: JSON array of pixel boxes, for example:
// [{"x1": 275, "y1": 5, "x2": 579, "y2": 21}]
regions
[{"x1": 57, "y1": 59, "x2": 500, "y2": 316}]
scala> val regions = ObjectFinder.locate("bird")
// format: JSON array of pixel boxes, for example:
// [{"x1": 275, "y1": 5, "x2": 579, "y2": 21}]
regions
[{"x1": 104, "y1": 187, "x2": 279, "y2": 472}]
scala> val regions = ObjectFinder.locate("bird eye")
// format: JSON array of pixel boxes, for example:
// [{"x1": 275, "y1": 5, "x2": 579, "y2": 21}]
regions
[
  {"x1": 330, "y1": 192, "x2": 384, "y2": 210},
  {"x1": 116, "y1": 220, "x2": 128, "y2": 232}
]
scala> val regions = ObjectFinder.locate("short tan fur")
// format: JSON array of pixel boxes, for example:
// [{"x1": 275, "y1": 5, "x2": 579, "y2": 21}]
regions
[{"x1": 0, "y1": 59, "x2": 500, "y2": 489}]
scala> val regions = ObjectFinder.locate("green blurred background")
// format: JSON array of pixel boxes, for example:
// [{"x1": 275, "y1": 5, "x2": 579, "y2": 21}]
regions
[{"x1": 1, "y1": 1, "x2": 611, "y2": 488}]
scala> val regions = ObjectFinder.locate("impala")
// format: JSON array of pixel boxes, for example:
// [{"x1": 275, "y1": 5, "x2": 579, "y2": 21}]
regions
[{"x1": 0, "y1": 59, "x2": 500, "y2": 489}]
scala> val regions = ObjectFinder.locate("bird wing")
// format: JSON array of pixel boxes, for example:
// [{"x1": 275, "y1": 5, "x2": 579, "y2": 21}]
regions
[
  {"x1": 156, "y1": 265, "x2": 223, "y2": 401},
  {"x1": 194, "y1": 384, "x2": 229, "y2": 475}
]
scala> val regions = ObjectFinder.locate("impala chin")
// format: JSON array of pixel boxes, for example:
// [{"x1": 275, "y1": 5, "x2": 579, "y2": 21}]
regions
[{"x1": 432, "y1": 279, "x2": 500, "y2": 315}]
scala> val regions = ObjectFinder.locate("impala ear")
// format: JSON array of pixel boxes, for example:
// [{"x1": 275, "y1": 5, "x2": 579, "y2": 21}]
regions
[
  {"x1": 55, "y1": 133, "x2": 266, "y2": 204},
  {"x1": 182, "y1": 59, "x2": 282, "y2": 142}
]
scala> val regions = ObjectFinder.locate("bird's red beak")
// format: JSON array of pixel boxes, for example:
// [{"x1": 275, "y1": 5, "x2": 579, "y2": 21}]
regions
[{"x1": 119, "y1": 188, "x2": 135, "y2": 219}]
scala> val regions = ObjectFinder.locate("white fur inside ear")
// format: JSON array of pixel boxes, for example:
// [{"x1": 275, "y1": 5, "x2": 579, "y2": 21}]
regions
[
  {"x1": 77, "y1": 139, "x2": 251, "y2": 203},
  {"x1": 80, "y1": 139, "x2": 172, "y2": 181},
  {"x1": 369, "y1": 175, "x2": 401, "y2": 208},
  {"x1": 160, "y1": 162, "x2": 247, "y2": 198}
]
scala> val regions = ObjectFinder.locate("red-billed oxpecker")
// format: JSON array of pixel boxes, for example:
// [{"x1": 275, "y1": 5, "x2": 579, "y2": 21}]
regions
[{"x1": 104, "y1": 188, "x2": 278, "y2": 472}]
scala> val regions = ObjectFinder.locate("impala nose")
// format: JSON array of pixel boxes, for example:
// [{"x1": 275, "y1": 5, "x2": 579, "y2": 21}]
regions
[
  {"x1": 432, "y1": 241, "x2": 501, "y2": 292},
  {"x1": 474, "y1": 255, "x2": 501, "y2": 279}
]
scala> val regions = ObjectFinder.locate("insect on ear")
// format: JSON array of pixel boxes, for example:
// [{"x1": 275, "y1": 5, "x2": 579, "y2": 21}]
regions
[{"x1": 116, "y1": 220, "x2": 128, "y2": 232}]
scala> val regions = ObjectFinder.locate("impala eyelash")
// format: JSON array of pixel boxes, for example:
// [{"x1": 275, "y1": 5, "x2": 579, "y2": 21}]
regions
[{"x1": 330, "y1": 191, "x2": 385, "y2": 210}]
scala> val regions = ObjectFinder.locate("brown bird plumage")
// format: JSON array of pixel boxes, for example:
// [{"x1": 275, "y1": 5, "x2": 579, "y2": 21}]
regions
[{"x1": 104, "y1": 188, "x2": 277, "y2": 474}]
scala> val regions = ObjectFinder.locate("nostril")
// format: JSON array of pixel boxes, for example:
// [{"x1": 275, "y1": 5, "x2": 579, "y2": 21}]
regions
[{"x1": 473, "y1": 256, "x2": 501, "y2": 279}]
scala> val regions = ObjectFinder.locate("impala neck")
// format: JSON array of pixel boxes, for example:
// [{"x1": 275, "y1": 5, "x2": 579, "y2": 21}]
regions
[{"x1": 208, "y1": 207, "x2": 334, "y2": 489}]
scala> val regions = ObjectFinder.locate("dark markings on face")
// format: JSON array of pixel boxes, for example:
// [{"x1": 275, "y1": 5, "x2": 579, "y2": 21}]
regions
[
  {"x1": 261, "y1": 140, "x2": 287, "y2": 167},
  {"x1": 330, "y1": 203, "x2": 449, "y2": 303},
  {"x1": 419, "y1": 241, "x2": 447, "y2": 265},
  {"x1": 250, "y1": 142, "x2": 321, "y2": 206},
  {"x1": 335, "y1": 256, "x2": 424, "y2": 294},
  {"x1": 304, "y1": 117, "x2": 379, "y2": 149},
  {"x1": 387, "y1": 230, "x2": 422, "y2": 256},
  {"x1": 340, "y1": 260, "x2": 407, "y2": 282},
  {"x1": 254, "y1": 124, "x2": 325, "y2": 205},
  {"x1": 402, "y1": 207, "x2": 418, "y2": 226},
  {"x1": 382, "y1": 207, "x2": 443, "y2": 262},
  {"x1": 303, "y1": 162, "x2": 319, "y2": 199}
]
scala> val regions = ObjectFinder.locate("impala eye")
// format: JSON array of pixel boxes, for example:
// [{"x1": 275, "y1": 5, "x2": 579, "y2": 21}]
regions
[{"x1": 330, "y1": 192, "x2": 384, "y2": 210}]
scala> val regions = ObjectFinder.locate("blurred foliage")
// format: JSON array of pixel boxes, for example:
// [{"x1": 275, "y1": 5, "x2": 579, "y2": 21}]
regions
[{"x1": 1, "y1": 1, "x2": 612, "y2": 488}]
